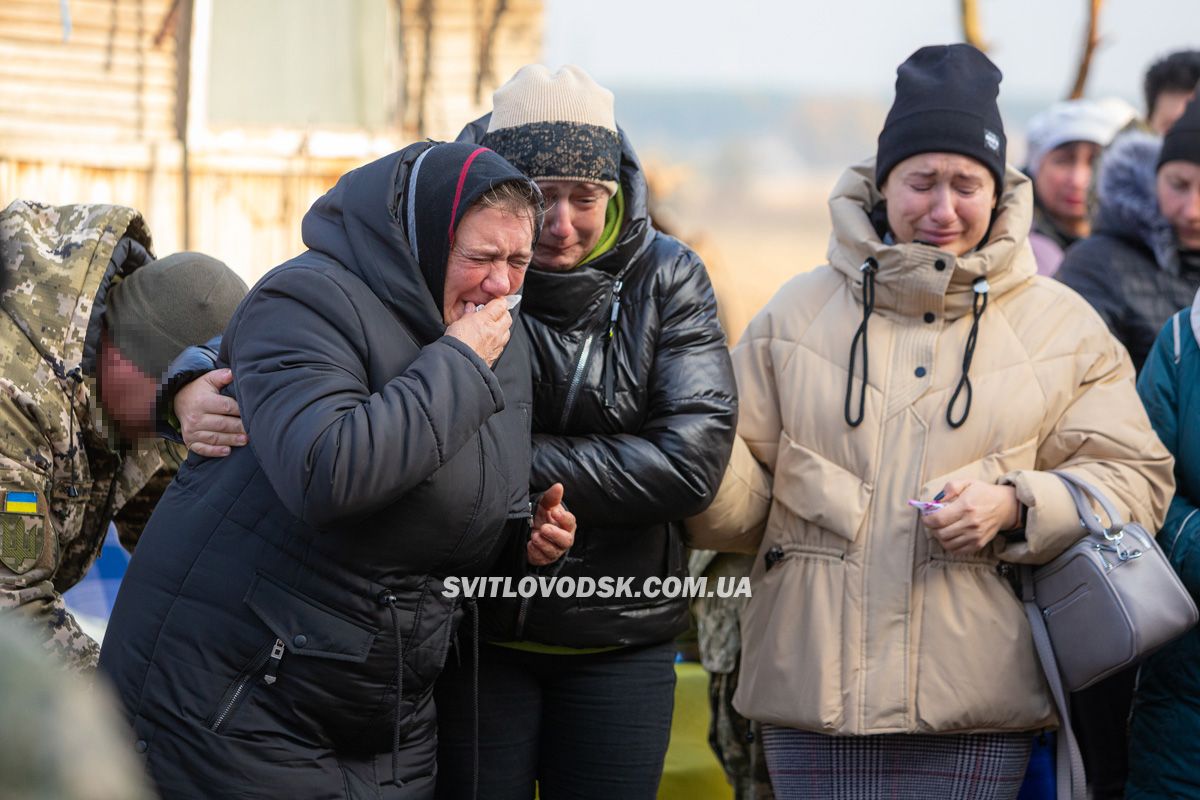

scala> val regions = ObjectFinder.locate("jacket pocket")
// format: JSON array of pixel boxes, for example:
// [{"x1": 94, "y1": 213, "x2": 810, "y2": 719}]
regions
[
  {"x1": 244, "y1": 573, "x2": 377, "y2": 663},
  {"x1": 205, "y1": 637, "x2": 284, "y2": 733},
  {"x1": 736, "y1": 545, "x2": 847, "y2": 731},
  {"x1": 914, "y1": 560, "x2": 1053, "y2": 731},
  {"x1": 771, "y1": 433, "x2": 871, "y2": 545}
]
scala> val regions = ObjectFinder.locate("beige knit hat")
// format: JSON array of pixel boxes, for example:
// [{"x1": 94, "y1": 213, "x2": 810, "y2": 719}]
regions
[{"x1": 482, "y1": 64, "x2": 621, "y2": 195}]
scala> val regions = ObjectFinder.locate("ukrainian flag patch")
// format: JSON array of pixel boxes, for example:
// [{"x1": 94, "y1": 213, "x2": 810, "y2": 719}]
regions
[{"x1": 3, "y1": 491, "x2": 39, "y2": 515}]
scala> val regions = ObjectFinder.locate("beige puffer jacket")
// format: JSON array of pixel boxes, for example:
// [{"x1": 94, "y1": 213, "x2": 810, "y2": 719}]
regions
[{"x1": 688, "y1": 161, "x2": 1174, "y2": 736}]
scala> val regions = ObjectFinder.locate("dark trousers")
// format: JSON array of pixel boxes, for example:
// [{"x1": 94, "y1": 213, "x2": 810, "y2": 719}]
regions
[
  {"x1": 1070, "y1": 666, "x2": 1138, "y2": 800},
  {"x1": 433, "y1": 640, "x2": 677, "y2": 800}
]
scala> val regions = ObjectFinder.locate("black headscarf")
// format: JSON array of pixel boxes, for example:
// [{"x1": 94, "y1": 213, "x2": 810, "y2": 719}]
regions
[{"x1": 399, "y1": 142, "x2": 542, "y2": 315}]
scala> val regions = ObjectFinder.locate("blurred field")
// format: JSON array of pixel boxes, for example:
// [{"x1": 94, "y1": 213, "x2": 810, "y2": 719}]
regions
[{"x1": 646, "y1": 163, "x2": 841, "y2": 344}]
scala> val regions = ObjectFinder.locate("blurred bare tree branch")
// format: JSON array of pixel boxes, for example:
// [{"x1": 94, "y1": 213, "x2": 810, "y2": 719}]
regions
[
  {"x1": 960, "y1": 0, "x2": 988, "y2": 52},
  {"x1": 1068, "y1": 0, "x2": 1105, "y2": 99}
]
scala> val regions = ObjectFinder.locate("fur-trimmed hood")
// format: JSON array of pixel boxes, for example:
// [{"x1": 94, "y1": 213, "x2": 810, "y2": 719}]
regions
[{"x1": 1094, "y1": 132, "x2": 1180, "y2": 274}]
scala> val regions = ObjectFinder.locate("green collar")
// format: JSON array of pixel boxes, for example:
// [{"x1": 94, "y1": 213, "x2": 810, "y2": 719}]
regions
[{"x1": 577, "y1": 186, "x2": 624, "y2": 267}]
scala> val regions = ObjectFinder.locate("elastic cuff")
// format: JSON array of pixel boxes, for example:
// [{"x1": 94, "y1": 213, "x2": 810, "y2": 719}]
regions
[
  {"x1": 439, "y1": 335, "x2": 504, "y2": 413},
  {"x1": 995, "y1": 470, "x2": 1079, "y2": 563}
]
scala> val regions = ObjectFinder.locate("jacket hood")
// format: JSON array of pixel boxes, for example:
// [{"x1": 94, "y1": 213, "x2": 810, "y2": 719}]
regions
[
  {"x1": 1, "y1": 201, "x2": 153, "y2": 376},
  {"x1": 301, "y1": 142, "x2": 537, "y2": 345},
  {"x1": 458, "y1": 115, "x2": 654, "y2": 329},
  {"x1": 827, "y1": 159, "x2": 1037, "y2": 321},
  {"x1": 1093, "y1": 131, "x2": 1180, "y2": 274}
]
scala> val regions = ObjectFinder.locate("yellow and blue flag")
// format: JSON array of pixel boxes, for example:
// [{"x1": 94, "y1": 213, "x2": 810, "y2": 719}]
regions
[{"x1": 3, "y1": 491, "x2": 38, "y2": 515}]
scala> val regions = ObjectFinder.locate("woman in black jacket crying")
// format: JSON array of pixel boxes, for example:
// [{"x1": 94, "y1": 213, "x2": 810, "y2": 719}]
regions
[
  {"x1": 98, "y1": 142, "x2": 576, "y2": 799},
  {"x1": 435, "y1": 65, "x2": 738, "y2": 800}
]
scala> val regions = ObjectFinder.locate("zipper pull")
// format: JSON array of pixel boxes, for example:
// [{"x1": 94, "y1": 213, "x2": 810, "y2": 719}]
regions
[
  {"x1": 262, "y1": 638, "x2": 285, "y2": 685},
  {"x1": 607, "y1": 280, "x2": 623, "y2": 339}
]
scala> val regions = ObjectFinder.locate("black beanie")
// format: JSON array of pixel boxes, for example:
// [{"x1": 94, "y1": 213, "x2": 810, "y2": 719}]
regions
[
  {"x1": 876, "y1": 44, "x2": 1007, "y2": 190},
  {"x1": 1158, "y1": 93, "x2": 1200, "y2": 171}
]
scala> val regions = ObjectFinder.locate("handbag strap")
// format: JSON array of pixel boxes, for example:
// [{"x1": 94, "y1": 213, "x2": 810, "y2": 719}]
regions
[
  {"x1": 1050, "y1": 470, "x2": 1125, "y2": 533},
  {"x1": 1020, "y1": 565, "x2": 1087, "y2": 800}
]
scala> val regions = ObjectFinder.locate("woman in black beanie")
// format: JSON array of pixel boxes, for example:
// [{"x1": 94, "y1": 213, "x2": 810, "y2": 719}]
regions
[{"x1": 689, "y1": 44, "x2": 1172, "y2": 800}]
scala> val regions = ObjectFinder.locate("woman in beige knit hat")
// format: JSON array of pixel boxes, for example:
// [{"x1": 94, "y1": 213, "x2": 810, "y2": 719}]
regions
[{"x1": 433, "y1": 65, "x2": 738, "y2": 800}]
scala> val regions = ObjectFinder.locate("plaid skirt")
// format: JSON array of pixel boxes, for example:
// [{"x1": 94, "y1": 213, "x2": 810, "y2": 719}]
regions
[{"x1": 761, "y1": 725, "x2": 1032, "y2": 800}]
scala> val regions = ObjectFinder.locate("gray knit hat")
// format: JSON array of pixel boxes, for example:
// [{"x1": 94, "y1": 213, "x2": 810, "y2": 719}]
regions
[
  {"x1": 105, "y1": 252, "x2": 247, "y2": 379},
  {"x1": 481, "y1": 64, "x2": 621, "y2": 195}
]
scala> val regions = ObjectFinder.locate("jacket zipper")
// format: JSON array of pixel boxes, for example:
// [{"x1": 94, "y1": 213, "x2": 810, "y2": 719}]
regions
[
  {"x1": 602, "y1": 280, "x2": 624, "y2": 408},
  {"x1": 558, "y1": 334, "x2": 595, "y2": 431},
  {"x1": 558, "y1": 276, "x2": 626, "y2": 430},
  {"x1": 209, "y1": 637, "x2": 284, "y2": 732}
]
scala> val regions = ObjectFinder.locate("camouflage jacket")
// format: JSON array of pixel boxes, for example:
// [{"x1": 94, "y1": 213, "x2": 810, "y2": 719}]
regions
[
  {"x1": 689, "y1": 549, "x2": 755, "y2": 675},
  {"x1": 0, "y1": 201, "x2": 182, "y2": 673}
]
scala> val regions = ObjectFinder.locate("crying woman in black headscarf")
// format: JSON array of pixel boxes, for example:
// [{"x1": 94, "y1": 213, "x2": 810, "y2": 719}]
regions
[{"x1": 99, "y1": 141, "x2": 575, "y2": 799}]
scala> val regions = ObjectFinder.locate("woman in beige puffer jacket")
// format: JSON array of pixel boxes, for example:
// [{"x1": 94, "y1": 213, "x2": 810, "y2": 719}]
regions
[{"x1": 688, "y1": 44, "x2": 1174, "y2": 800}]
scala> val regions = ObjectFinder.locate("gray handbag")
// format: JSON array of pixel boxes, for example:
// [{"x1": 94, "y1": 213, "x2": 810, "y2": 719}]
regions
[{"x1": 1021, "y1": 470, "x2": 1199, "y2": 800}]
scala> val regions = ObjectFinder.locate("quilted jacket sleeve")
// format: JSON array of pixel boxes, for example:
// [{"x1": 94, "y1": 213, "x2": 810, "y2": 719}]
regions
[
  {"x1": 529, "y1": 250, "x2": 737, "y2": 527},
  {"x1": 996, "y1": 306, "x2": 1175, "y2": 564},
  {"x1": 685, "y1": 306, "x2": 778, "y2": 554},
  {"x1": 228, "y1": 266, "x2": 504, "y2": 529}
]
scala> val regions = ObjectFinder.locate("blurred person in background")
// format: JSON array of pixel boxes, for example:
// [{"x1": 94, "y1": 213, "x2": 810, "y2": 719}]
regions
[
  {"x1": 1057, "y1": 96, "x2": 1200, "y2": 374},
  {"x1": 1127, "y1": 270, "x2": 1200, "y2": 800},
  {"x1": 1023, "y1": 98, "x2": 1137, "y2": 276},
  {"x1": 433, "y1": 64, "x2": 737, "y2": 800},
  {"x1": 99, "y1": 142, "x2": 576, "y2": 799},
  {"x1": 1060, "y1": 94, "x2": 1200, "y2": 800},
  {"x1": 689, "y1": 549, "x2": 774, "y2": 800},
  {"x1": 687, "y1": 44, "x2": 1173, "y2": 800},
  {"x1": 1144, "y1": 50, "x2": 1200, "y2": 135},
  {"x1": 0, "y1": 200, "x2": 244, "y2": 673}
]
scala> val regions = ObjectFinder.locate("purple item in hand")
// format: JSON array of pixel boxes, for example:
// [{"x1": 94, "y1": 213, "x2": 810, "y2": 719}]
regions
[{"x1": 908, "y1": 499, "x2": 944, "y2": 515}]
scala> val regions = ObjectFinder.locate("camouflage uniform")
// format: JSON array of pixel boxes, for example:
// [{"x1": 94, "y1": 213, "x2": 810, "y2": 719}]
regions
[
  {"x1": 0, "y1": 201, "x2": 183, "y2": 673},
  {"x1": 690, "y1": 549, "x2": 775, "y2": 800}
]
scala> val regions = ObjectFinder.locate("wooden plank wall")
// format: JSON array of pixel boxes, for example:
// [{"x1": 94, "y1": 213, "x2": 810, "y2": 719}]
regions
[
  {"x1": 0, "y1": 0, "x2": 179, "y2": 145},
  {"x1": 0, "y1": 0, "x2": 543, "y2": 285},
  {"x1": 401, "y1": 0, "x2": 544, "y2": 140}
]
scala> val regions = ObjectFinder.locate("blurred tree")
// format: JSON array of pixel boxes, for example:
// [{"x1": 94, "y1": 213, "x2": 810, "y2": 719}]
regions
[
  {"x1": 1068, "y1": 0, "x2": 1105, "y2": 99},
  {"x1": 958, "y1": 0, "x2": 1107, "y2": 100},
  {"x1": 960, "y1": 0, "x2": 988, "y2": 52}
]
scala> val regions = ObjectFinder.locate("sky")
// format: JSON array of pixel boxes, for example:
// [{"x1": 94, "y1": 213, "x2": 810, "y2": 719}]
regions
[{"x1": 545, "y1": 0, "x2": 1200, "y2": 108}]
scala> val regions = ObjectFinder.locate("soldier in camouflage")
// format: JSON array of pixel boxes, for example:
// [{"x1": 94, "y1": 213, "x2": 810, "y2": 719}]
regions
[
  {"x1": 0, "y1": 200, "x2": 245, "y2": 673},
  {"x1": 690, "y1": 549, "x2": 775, "y2": 800}
]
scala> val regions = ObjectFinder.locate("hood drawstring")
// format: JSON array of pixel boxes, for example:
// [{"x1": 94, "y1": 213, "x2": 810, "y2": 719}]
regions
[
  {"x1": 465, "y1": 598, "x2": 481, "y2": 800},
  {"x1": 379, "y1": 590, "x2": 409, "y2": 788},
  {"x1": 946, "y1": 278, "x2": 989, "y2": 429},
  {"x1": 844, "y1": 259, "x2": 878, "y2": 427}
]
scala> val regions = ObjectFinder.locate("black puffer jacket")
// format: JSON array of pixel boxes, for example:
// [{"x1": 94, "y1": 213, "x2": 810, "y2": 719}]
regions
[
  {"x1": 1058, "y1": 132, "x2": 1200, "y2": 371},
  {"x1": 460, "y1": 117, "x2": 738, "y2": 647},
  {"x1": 98, "y1": 143, "x2": 534, "y2": 799}
]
